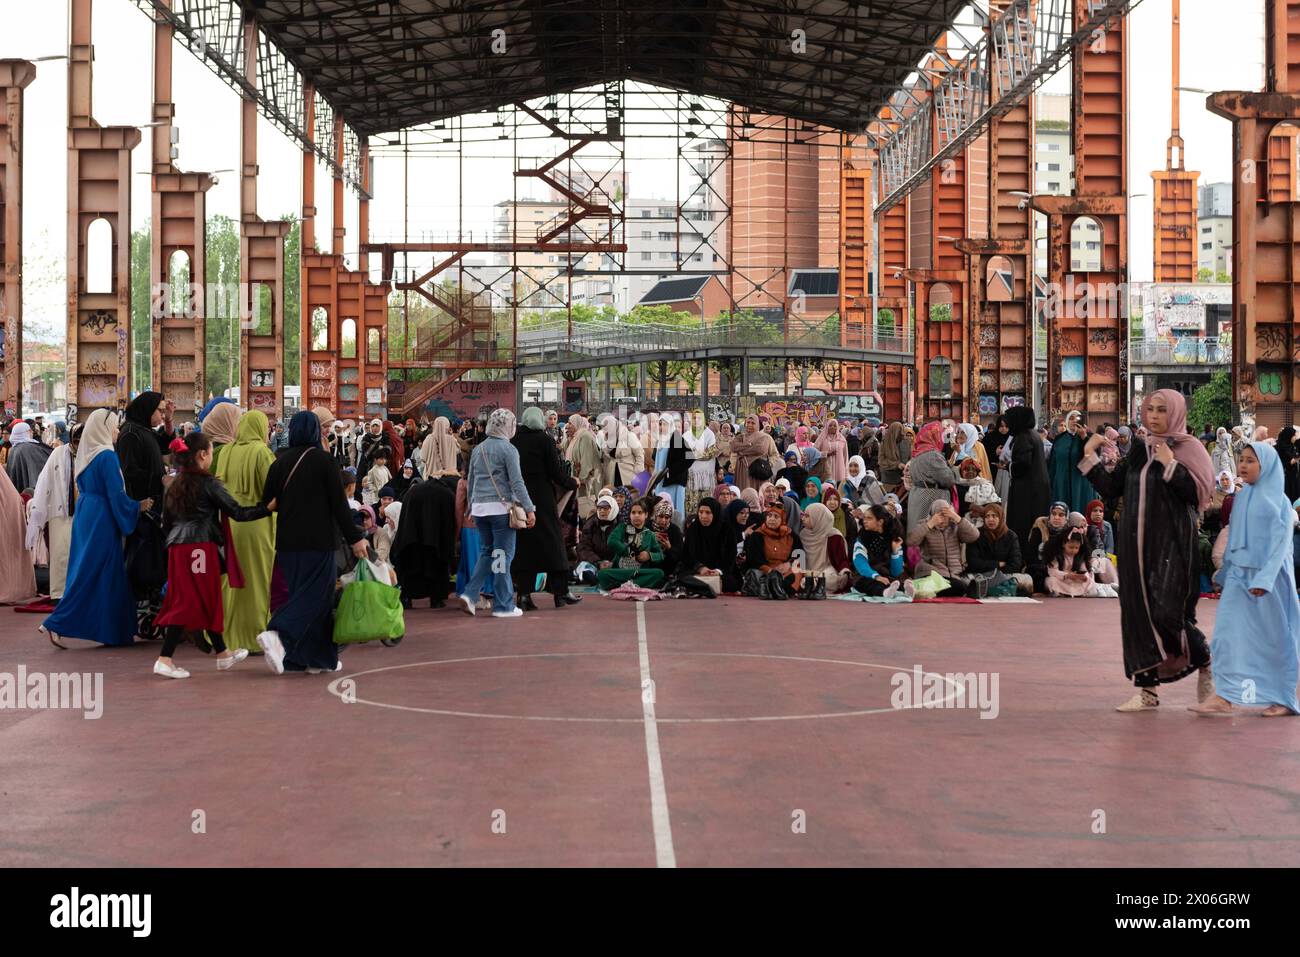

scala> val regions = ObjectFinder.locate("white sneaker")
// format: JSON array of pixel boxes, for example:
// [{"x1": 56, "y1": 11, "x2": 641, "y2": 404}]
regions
[
  {"x1": 257, "y1": 631, "x2": 286, "y2": 675},
  {"x1": 217, "y1": 649, "x2": 249, "y2": 671},
  {"x1": 153, "y1": 660, "x2": 190, "y2": 679},
  {"x1": 903, "y1": 580, "x2": 916, "y2": 600},
  {"x1": 492, "y1": 607, "x2": 524, "y2": 618},
  {"x1": 458, "y1": 593, "x2": 476, "y2": 616},
  {"x1": 882, "y1": 581, "x2": 900, "y2": 599},
  {"x1": 307, "y1": 662, "x2": 344, "y2": 674}
]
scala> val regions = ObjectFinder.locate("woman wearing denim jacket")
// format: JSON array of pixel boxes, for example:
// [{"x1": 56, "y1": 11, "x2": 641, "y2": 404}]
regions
[{"x1": 456, "y1": 409, "x2": 536, "y2": 618}]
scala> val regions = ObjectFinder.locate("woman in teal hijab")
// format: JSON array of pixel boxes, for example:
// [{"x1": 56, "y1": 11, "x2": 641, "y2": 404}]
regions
[{"x1": 799, "y1": 476, "x2": 824, "y2": 511}]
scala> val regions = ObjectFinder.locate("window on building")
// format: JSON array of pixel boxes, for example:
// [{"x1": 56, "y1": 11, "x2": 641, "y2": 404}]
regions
[
  {"x1": 1047, "y1": 143, "x2": 1061, "y2": 151},
  {"x1": 1048, "y1": 181, "x2": 1060, "y2": 191},
  {"x1": 1202, "y1": 242, "x2": 1212, "y2": 250},
  {"x1": 640, "y1": 252, "x2": 652, "y2": 261},
  {"x1": 1048, "y1": 163, "x2": 1060, "y2": 171},
  {"x1": 1201, "y1": 226, "x2": 1211, "y2": 233},
  {"x1": 1070, "y1": 217, "x2": 1103, "y2": 271}
]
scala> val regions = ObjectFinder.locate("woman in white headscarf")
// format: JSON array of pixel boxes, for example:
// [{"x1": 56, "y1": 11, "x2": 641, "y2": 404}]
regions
[
  {"x1": 419, "y1": 415, "x2": 462, "y2": 478},
  {"x1": 1212, "y1": 427, "x2": 1235, "y2": 479},
  {"x1": 798, "y1": 502, "x2": 854, "y2": 594},
  {"x1": 6, "y1": 420, "x2": 53, "y2": 492},
  {"x1": 598, "y1": 413, "x2": 644, "y2": 489},
  {"x1": 682, "y1": 410, "x2": 718, "y2": 517},
  {"x1": 41, "y1": 409, "x2": 150, "y2": 647}
]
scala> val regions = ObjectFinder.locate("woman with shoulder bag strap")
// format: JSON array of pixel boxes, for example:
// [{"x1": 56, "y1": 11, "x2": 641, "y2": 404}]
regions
[{"x1": 456, "y1": 409, "x2": 536, "y2": 618}]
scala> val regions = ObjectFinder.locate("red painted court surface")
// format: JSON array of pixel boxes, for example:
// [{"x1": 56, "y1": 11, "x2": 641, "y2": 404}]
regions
[{"x1": 2, "y1": 595, "x2": 1298, "y2": 867}]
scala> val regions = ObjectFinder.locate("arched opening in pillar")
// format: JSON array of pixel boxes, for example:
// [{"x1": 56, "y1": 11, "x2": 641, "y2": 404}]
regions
[
  {"x1": 254, "y1": 284, "x2": 273, "y2": 336},
  {"x1": 1069, "y1": 217, "x2": 1103, "y2": 272},
  {"x1": 367, "y1": 329, "x2": 381, "y2": 363},
  {"x1": 311, "y1": 307, "x2": 329, "y2": 351},
  {"x1": 341, "y1": 318, "x2": 357, "y2": 359},
  {"x1": 1267, "y1": 121, "x2": 1300, "y2": 202},
  {"x1": 928, "y1": 357, "x2": 953, "y2": 398},
  {"x1": 986, "y1": 256, "x2": 1014, "y2": 302},
  {"x1": 929, "y1": 283, "x2": 953, "y2": 322},
  {"x1": 85, "y1": 218, "x2": 113, "y2": 294},
  {"x1": 169, "y1": 250, "x2": 191, "y2": 316}
]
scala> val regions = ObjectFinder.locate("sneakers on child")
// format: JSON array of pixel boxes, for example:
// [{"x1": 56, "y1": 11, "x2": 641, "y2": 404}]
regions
[
  {"x1": 217, "y1": 649, "x2": 249, "y2": 671},
  {"x1": 882, "y1": 581, "x2": 900, "y2": 599},
  {"x1": 153, "y1": 660, "x2": 191, "y2": 679},
  {"x1": 491, "y1": 607, "x2": 524, "y2": 618},
  {"x1": 256, "y1": 631, "x2": 286, "y2": 675},
  {"x1": 903, "y1": 580, "x2": 916, "y2": 600}
]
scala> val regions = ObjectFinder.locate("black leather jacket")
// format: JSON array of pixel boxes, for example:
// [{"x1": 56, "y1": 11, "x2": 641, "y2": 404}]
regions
[{"x1": 163, "y1": 474, "x2": 270, "y2": 547}]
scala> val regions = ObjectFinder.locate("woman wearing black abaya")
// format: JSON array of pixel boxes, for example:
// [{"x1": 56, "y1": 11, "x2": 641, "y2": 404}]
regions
[
  {"x1": 1081, "y1": 389, "x2": 1215, "y2": 712},
  {"x1": 512, "y1": 407, "x2": 580, "y2": 610},
  {"x1": 390, "y1": 476, "x2": 456, "y2": 608},
  {"x1": 1003, "y1": 405, "x2": 1050, "y2": 549},
  {"x1": 1275, "y1": 427, "x2": 1300, "y2": 503},
  {"x1": 116, "y1": 391, "x2": 176, "y2": 638},
  {"x1": 257, "y1": 411, "x2": 366, "y2": 674},
  {"x1": 680, "y1": 497, "x2": 742, "y2": 592}
]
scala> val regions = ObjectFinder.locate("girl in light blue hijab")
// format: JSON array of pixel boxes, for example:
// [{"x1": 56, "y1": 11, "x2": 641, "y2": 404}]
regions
[{"x1": 1194, "y1": 441, "x2": 1300, "y2": 716}]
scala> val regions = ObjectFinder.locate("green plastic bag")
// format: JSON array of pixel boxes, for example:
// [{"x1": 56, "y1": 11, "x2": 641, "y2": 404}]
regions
[
  {"x1": 333, "y1": 559, "x2": 405, "y2": 644},
  {"x1": 910, "y1": 570, "x2": 951, "y2": 600}
]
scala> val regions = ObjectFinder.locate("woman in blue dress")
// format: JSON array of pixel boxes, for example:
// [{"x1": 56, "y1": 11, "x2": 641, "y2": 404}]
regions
[
  {"x1": 40, "y1": 409, "x2": 152, "y2": 648},
  {"x1": 1193, "y1": 441, "x2": 1300, "y2": 716}
]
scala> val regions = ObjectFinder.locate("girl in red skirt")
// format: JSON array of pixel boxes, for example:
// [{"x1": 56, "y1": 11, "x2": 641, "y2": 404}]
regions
[{"x1": 153, "y1": 432, "x2": 276, "y2": 679}]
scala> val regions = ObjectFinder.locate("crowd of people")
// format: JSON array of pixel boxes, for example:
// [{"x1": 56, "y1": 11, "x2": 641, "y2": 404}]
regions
[{"x1": 3, "y1": 388, "x2": 1297, "y2": 715}]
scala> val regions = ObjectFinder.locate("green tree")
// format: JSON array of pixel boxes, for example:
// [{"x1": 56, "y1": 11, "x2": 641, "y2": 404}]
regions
[
  {"x1": 130, "y1": 223, "x2": 152, "y2": 391},
  {"x1": 1189, "y1": 370, "x2": 1233, "y2": 432},
  {"x1": 283, "y1": 217, "x2": 301, "y2": 386},
  {"x1": 204, "y1": 214, "x2": 243, "y2": 398}
]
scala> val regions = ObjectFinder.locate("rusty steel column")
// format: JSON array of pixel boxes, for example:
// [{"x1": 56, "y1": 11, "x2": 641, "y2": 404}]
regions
[
  {"x1": 876, "y1": 182, "x2": 909, "y2": 422},
  {"x1": 299, "y1": 83, "x2": 315, "y2": 395},
  {"x1": 239, "y1": 18, "x2": 290, "y2": 421},
  {"x1": 907, "y1": 46, "x2": 973, "y2": 421},
  {"x1": 0, "y1": 60, "x2": 35, "y2": 417},
  {"x1": 1152, "y1": 0, "x2": 1199, "y2": 283},
  {"x1": 1209, "y1": 0, "x2": 1300, "y2": 431},
  {"x1": 1032, "y1": 0, "x2": 1128, "y2": 428},
  {"x1": 67, "y1": 0, "x2": 141, "y2": 421},
  {"x1": 150, "y1": 0, "x2": 214, "y2": 423},
  {"x1": 958, "y1": 0, "x2": 1036, "y2": 424}
]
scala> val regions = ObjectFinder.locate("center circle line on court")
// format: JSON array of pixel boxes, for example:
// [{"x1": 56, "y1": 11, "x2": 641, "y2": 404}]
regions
[{"x1": 326, "y1": 651, "x2": 966, "y2": 723}]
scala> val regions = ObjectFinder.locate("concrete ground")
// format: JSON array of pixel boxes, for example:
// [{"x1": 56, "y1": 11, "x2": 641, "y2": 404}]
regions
[{"x1": 2, "y1": 593, "x2": 1297, "y2": 867}]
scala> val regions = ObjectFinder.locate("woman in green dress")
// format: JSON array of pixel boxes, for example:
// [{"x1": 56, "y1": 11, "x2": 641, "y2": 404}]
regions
[
  {"x1": 215, "y1": 410, "x2": 277, "y2": 652},
  {"x1": 597, "y1": 499, "x2": 665, "y2": 590}
]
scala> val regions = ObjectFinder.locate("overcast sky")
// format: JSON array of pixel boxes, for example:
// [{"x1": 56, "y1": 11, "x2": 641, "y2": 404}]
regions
[{"x1": 0, "y1": 0, "x2": 1266, "y2": 341}]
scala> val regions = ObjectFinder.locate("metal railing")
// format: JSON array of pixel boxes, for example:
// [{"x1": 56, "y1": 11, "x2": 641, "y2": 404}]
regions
[
  {"x1": 1127, "y1": 337, "x2": 1228, "y2": 366},
  {"x1": 514, "y1": 319, "x2": 914, "y2": 365}
]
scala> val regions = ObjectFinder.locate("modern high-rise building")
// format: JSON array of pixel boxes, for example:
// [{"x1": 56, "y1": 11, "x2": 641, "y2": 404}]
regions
[{"x1": 1197, "y1": 182, "x2": 1232, "y2": 277}]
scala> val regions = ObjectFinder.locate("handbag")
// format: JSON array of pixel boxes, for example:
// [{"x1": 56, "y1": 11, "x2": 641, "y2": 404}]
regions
[
  {"x1": 485, "y1": 450, "x2": 529, "y2": 529},
  {"x1": 333, "y1": 558, "x2": 405, "y2": 644},
  {"x1": 748, "y1": 457, "x2": 773, "y2": 481}
]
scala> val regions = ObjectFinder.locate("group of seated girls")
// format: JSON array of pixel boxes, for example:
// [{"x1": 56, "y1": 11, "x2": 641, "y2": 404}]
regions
[{"x1": 572, "y1": 475, "x2": 1121, "y2": 600}]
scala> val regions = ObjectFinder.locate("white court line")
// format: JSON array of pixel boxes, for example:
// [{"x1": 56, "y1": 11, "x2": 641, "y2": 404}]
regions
[{"x1": 637, "y1": 601, "x2": 677, "y2": 868}]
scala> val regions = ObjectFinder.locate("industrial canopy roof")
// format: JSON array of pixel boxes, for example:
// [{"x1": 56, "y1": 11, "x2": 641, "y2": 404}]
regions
[{"x1": 246, "y1": 0, "x2": 967, "y2": 137}]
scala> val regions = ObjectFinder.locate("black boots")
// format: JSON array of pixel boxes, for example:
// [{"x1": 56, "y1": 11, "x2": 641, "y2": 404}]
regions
[{"x1": 554, "y1": 593, "x2": 582, "y2": 608}]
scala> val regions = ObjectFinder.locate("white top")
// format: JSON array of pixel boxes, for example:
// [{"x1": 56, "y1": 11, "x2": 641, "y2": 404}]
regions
[{"x1": 471, "y1": 501, "x2": 510, "y2": 517}]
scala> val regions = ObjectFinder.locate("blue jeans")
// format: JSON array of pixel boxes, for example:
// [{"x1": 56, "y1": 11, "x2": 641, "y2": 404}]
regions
[{"x1": 462, "y1": 512, "x2": 517, "y2": 612}]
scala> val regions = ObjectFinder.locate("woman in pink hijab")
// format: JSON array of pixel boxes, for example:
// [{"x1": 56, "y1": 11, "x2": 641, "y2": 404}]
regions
[
  {"x1": 815, "y1": 419, "x2": 850, "y2": 484},
  {"x1": 1080, "y1": 389, "x2": 1215, "y2": 713}
]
